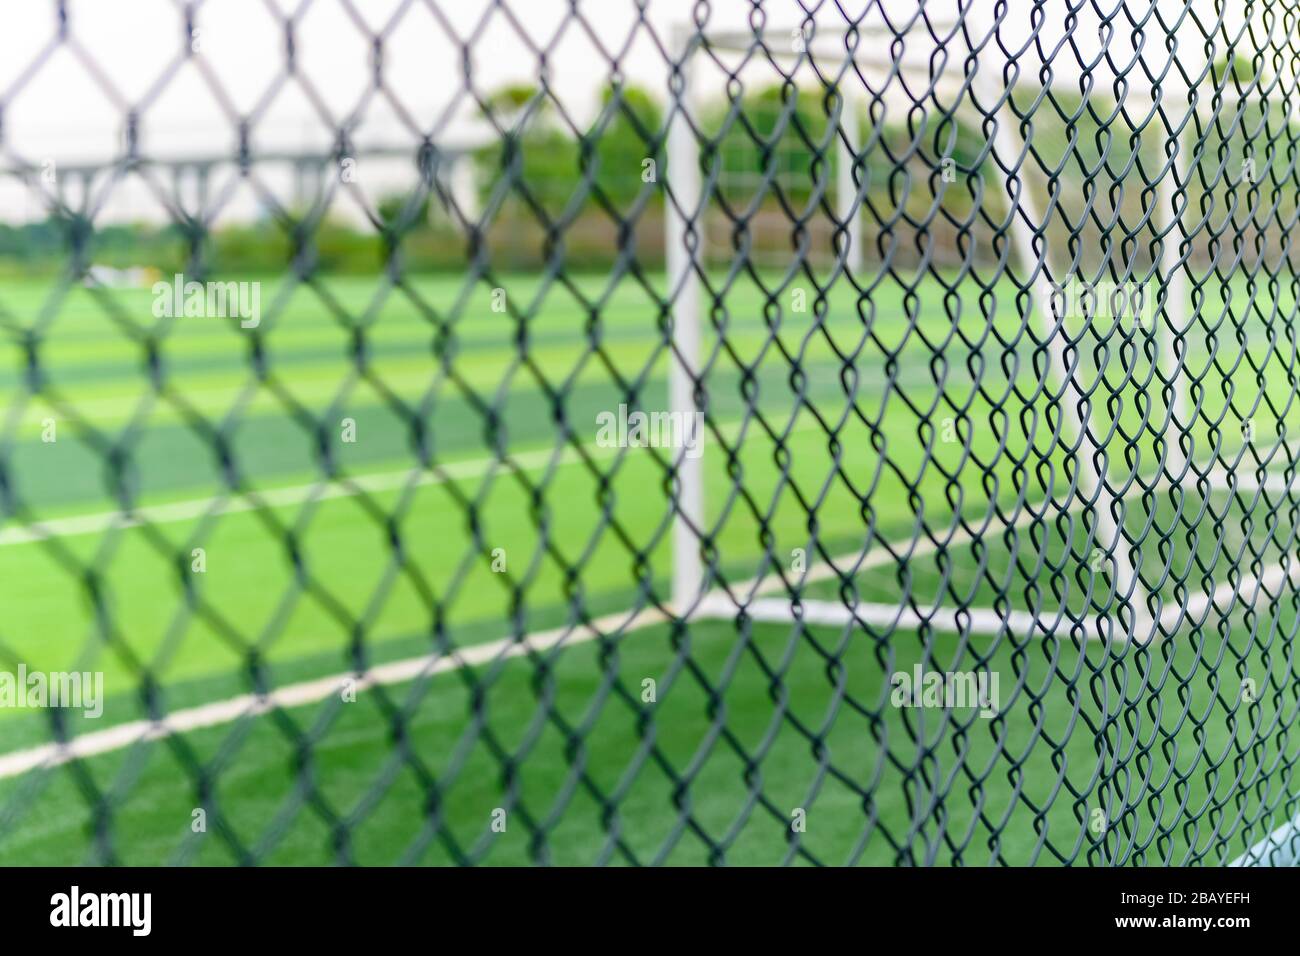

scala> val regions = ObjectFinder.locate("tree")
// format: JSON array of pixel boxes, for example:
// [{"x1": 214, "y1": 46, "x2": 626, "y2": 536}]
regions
[
  {"x1": 473, "y1": 82, "x2": 579, "y2": 215},
  {"x1": 589, "y1": 83, "x2": 664, "y2": 208},
  {"x1": 704, "y1": 82, "x2": 836, "y2": 207}
]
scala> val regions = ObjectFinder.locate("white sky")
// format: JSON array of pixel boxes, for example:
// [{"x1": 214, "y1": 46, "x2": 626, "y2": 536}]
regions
[{"x1": 0, "y1": 0, "x2": 1259, "y2": 224}]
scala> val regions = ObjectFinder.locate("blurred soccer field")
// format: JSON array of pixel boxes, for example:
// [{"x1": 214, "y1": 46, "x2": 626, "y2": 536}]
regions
[{"x1": 0, "y1": 270, "x2": 1296, "y2": 864}]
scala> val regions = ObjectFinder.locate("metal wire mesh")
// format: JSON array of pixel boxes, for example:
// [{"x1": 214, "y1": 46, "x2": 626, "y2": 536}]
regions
[{"x1": 0, "y1": 0, "x2": 1297, "y2": 866}]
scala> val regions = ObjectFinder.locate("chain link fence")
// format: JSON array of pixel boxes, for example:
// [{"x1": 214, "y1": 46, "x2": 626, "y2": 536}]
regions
[{"x1": 0, "y1": 0, "x2": 1296, "y2": 866}]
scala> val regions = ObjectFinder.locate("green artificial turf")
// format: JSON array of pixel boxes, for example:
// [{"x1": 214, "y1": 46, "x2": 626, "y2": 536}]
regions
[{"x1": 0, "y1": 269, "x2": 1296, "y2": 864}]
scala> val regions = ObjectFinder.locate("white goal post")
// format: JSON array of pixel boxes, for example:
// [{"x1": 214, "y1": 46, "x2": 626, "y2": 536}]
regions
[{"x1": 663, "y1": 15, "x2": 1279, "y2": 646}]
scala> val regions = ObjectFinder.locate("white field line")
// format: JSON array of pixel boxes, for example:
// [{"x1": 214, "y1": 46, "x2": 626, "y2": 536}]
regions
[
  {"x1": 697, "y1": 595, "x2": 1048, "y2": 636},
  {"x1": 715, "y1": 468, "x2": 1296, "y2": 641},
  {"x1": 0, "y1": 446, "x2": 577, "y2": 547},
  {"x1": 0, "y1": 504, "x2": 992, "y2": 779},
  {"x1": 756, "y1": 463, "x2": 1295, "y2": 604},
  {"x1": 0, "y1": 606, "x2": 668, "y2": 781},
  {"x1": 698, "y1": 554, "x2": 1300, "y2": 641},
  {"x1": 0, "y1": 414, "x2": 838, "y2": 777},
  {"x1": 0, "y1": 414, "x2": 827, "y2": 547},
  {"x1": 0, "y1": 467, "x2": 1288, "y2": 779},
  {"x1": 1159, "y1": 560, "x2": 1300, "y2": 629},
  {"x1": 744, "y1": 488, "x2": 1105, "y2": 599},
  {"x1": 1206, "y1": 472, "x2": 1300, "y2": 494},
  {"x1": 0, "y1": 492, "x2": 1101, "y2": 778}
]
